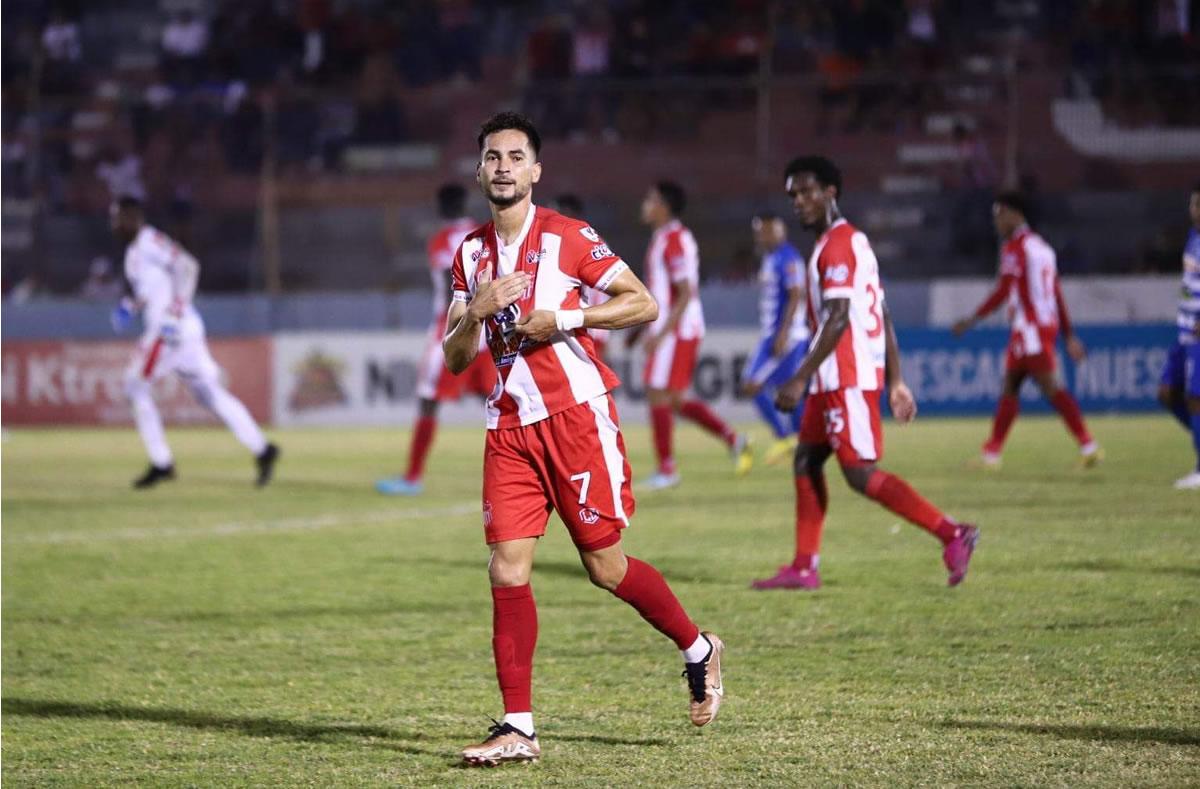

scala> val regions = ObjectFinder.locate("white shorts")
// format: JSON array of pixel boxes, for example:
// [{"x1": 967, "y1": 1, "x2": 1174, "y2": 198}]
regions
[{"x1": 129, "y1": 314, "x2": 221, "y2": 385}]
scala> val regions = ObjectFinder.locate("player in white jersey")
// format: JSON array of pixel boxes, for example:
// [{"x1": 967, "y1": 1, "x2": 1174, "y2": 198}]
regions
[
  {"x1": 753, "y1": 156, "x2": 978, "y2": 591},
  {"x1": 110, "y1": 196, "x2": 278, "y2": 489}
]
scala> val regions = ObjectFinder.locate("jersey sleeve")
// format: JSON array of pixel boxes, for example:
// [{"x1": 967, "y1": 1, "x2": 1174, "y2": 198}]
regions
[
  {"x1": 663, "y1": 230, "x2": 696, "y2": 283},
  {"x1": 428, "y1": 232, "x2": 454, "y2": 273},
  {"x1": 816, "y1": 232, "x2": 856, "y2": 300},
  {"x1": 450, "y1": 244, "x2": 470, "y2": 304},
  {"x1": 565, "y1": 223, "x2": 628, "y2": 291}
]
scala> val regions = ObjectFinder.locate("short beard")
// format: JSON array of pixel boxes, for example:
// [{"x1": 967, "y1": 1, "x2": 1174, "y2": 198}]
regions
[{"x1": 487, "y1": 184, "x2": 528, "y2": 208}]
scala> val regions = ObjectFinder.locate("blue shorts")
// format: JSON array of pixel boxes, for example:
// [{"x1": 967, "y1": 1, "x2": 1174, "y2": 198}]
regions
[
  {"x1": 744, "y1": 337, "x2": 809, "y2": 388},
  {"x1": 1160, "y1": 341, "x2": 1200, "y2": 397}
]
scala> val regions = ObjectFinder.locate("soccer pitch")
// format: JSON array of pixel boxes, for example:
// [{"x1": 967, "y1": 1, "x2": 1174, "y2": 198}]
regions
[{"x1": 2, "y1": 416, "x2": 1197, "y2": 787}]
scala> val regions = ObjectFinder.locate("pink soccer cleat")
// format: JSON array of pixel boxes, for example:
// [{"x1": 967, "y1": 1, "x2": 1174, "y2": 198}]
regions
[
  {"x1": 751, "y1": 565, "x2": 821, "y2": 590},
  {"x1": 942, "y1": 524, "x2": 980, "y2": 587}
]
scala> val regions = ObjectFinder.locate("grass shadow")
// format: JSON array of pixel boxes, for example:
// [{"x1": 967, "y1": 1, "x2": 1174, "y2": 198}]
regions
[
  {"x1": 2, "y1": 697, "x2": 434, "y2": 754},
  {"x1": 940, "y1": 718, "x2": 1200, "y2": 746},
  {"x1": 554, "y1": 732, "x2": 670, "y2": 747},
  {"x1": 1051, "y1": 559, "x2": 1200, "y2": 579}
]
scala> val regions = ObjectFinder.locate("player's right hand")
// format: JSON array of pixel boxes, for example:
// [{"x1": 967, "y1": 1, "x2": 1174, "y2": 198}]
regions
[
  {"x1": 467, "y1": 268, "x2": 532, "y2": 321},
  {"x1": 110, "y1": 298, "x2": 135, "y2": 334},
  {"x1": 951, "y1": 318, "x2": 972, "y2": 336},
  {"x1": 774, "y1": 379, "x2": 806, "y2": 412}
]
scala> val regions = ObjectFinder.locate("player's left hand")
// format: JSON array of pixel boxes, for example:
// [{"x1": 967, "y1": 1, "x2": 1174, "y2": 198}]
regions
[
  {"x1": 741, "y1": 380, "x2": 763, "y2": 397},
  {"x1": 774, "y1": 379, "x2": 806, "y2": 412},
  {"x1": 1065, "y1": 334, "x2": 1087, "y2": 362},
  {"x1": 889, "y1": 381, "x2": 918, "y2": 424},
  {"x1": 513, "y1": 310, "x2": 558, "y2": 343},
  {"x1": 772, "y1": 333, "x2": 789, "y2": 358}
]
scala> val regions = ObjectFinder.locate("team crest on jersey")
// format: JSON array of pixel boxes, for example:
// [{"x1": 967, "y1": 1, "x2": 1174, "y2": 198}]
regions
[
  {"x1": 579, "y1": 226, "x2": 600, "y2": 242},
  {"x1": 489, "y1": 303, "x2": 526, "y2": 367},
  {"x1": 826, "y1": 263, "x2": 850, "y2": 284},
  {"x1": 590, "y1": 243, "x2": 613, "y2": 260},
  {"x1": 526, "y1": 249, "x2": 547, "y2": 265},
  {"x1": 579, "y1": 507, "x2": 600, "y2": 525}
]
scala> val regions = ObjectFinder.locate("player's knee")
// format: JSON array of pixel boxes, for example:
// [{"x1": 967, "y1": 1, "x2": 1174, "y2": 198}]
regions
[
  {"x1": 1187, "y1": 395, "x2": 1200, "y2": 415},
  {"x1": 123, "y1": 372, "x2": 149, "y2": 402},
  {"x1": 840, "y1": 463, "x2": 872, "y2": 494},
  {"x1": 186, "y1": 379, "x2": 216, "y2": 410},
  {"x1": 488, "y1": 556, "x2": 531, "y2": 588},
  {"x1": 580, "y1": 548, "x2": 627, "y2": 591},
  {"x1": 1157, "y1": 385, "x2": 1175, "y2": 408},
  {"x1": 792, "y1": 444, "x2": 821, "y2": 477}
]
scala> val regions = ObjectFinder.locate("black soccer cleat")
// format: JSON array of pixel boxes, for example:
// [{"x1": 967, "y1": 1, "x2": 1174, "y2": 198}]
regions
[
  {"x1": 133, "y1": 464, "x2": 176, "y2": 489},
  {"x1": 255, "y1": 443, "x2": 280, "y2": 487}
]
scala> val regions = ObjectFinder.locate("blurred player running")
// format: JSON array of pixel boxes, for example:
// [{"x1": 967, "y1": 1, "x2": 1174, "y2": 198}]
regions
[
  {"x1": 627, "y1": 181, "x2": 752, "y2": 490},
  {"x1": 952, "y1": 192, "x2": 1102, "y2": 469},
  {"x1": 110, "y1": 196, "x2": 279, "y2": 489},
  {"x1": 443, "y1": 113, "x2": 724, "y2": 766},
  {"x1": 740, "y1": 210, "x2": 810, "y2": 465},
  {"x1": 1157, "y1": 183, "x2": 1200, "y2": 489},
  {"x1": 554, "y1": 193, "x2": 611, "y2": 362},
  {"x1": 376, "y1": 184, "x2": 493, "y2": 496},
  {"x1": 753, "y1": 156, "x2": 978, "y2": 591}
]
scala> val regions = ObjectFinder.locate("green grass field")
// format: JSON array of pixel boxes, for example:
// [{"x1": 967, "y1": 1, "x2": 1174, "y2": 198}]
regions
[{"x1": 2, "y1": 416, "x2": 1198, "y2": 787}]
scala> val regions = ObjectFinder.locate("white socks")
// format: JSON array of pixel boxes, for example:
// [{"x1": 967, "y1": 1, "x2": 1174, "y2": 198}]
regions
[
  {"x1": 130, "y1": 388, "x2": 173, "y2": 467},
  {"x1": 503, "y1": 712, "x2": 535, "y2": 736},
  {"x1": 681, "y1": 633, "x2": 712, "y2": 664}
]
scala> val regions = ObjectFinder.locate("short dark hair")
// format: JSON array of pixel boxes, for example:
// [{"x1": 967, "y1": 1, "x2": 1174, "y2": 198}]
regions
[
  {"x1": 655, "y1": 181, "x2": 686, "y2": 216},
  {"x1": 436, "y1": 183, "x2": 466, "y2": 219},
  {"x1": 994, "y1": 190, "x2": 1030, "y2": 218},
  {"x1": 555, "y1": 193, "x2": 584, "y2": 217},
  {"x1": 477, "y1": 111, "x2": 542, "y2": 158},
  {"x1": 1193, "y1": 182, "x2": 1200, "y2": 194},
  {"x1": 116, "y1": 194, "x2": 144, "y2": 211},
  {"x1": 753, "y1": 208, "x2": 781, "y2": 222},
  {"x1": 783, "y1": 156, "x2": 842, "y2": 197}
]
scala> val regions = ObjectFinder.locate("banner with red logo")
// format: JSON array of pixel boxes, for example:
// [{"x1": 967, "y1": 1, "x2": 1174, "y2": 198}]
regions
[{"x1": 1, "y1": 338, "x2": 272, "y2": 426}]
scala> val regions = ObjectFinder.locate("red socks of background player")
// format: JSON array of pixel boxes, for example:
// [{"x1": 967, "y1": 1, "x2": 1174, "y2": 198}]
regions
[
  {"x1": 984, "y1": 394, "x2": 1020, "y2": 455},
  {"x1": 864, "y1": 470, "x2": 959, "y2": 545},
  {"x1": 612, "y1": 556, "x2": 701, "y2": 650},
  {"x1": 1050, "y1": 390, "x2": 1093, "y2": 446},
  {"x1": 492, "y1": 584, "x2": 538, "y2": 714},
  {"x1": 405, "y1": 415, "x2": 437, "y2": 482},
  {"x1": 792, "y1": 474, "x2": 828, "y2": 570},
  {"x1": 650, "y1": 405, "x2": 676, "y2": 475},
  {"x1": 680, "y1": 400, "x2": 737, "y2": 447}
]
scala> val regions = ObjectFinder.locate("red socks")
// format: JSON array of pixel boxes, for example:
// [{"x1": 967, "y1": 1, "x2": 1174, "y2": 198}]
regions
[
  {"x1": 984, "y1": 394, "x2": 1020, "y2": 454},
  {"x1": 612, "y1": 556, "x2": 700, "y2": 650},
  {"x1": 680, "y1": 399, "x2": 736, "y2": 447},
  {"x1": 404, "y1": 415, "x2": 438, "y2": 482},
  {"x1": 492, "y1": 584, "x2": 538, "y2": 713},
  {"x1": 650, "y1": 405, "x2": 675, "y2": 474},
  {"x1": 1050, "y1": 390, "x2": 1093, "y2": 446},
  {"x1": 792, "y1": 474, "x2": 827, "y2": 570},
  {"x1": 865, "y1": 470, "x2": 958, "y2": 545}
]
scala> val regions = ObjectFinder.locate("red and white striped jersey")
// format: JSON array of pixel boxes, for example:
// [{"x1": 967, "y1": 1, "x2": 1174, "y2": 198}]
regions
[
  {"x1": 428, "y1": 217, "x2": 479, "y2": 323},
  {"x1": 1001, "y1": 226, "x2": 1061, "y2": 353},
  {"x1": 645, "y1": 219, "x2": 705, "y2": 340},
  {"x1": 123, "y1": 225, "x2": 199, "y2": 339},
  {"x1": 451, "y1": 205, "x2": 627, "y2": 429},
  {"x1": 805, "y1": 219, "x2": 887, "y2": 393}
]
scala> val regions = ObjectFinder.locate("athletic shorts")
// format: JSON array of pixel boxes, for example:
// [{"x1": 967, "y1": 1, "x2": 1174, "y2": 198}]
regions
[
  {"x1": 743, "y1": 336, "x2": 809, "y2": 388},
  {"x1": 1160, "y1": 341, "x2": 1200, "y2": 397},
  {"x1": 799, "y1": 387, "x2": 883, "y2": 465},
  {"x1": 128, "y1": 315, "x2": 220, "y2": 385},
  {"x1": 415, "y1": 326, "x2": 496, "y2": 402},
  {"x1": 482, "y1": 394, "x2": 635, "y2": 551},
  {"x1": 643, "y1": 334, "x2": 699, "y2": 392},
  {"x1": 1005, "y1": 329, "x2": 1058, "y2": 375}
]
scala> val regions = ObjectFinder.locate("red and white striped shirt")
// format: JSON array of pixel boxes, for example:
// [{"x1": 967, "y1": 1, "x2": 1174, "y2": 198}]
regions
[
  {"x1": 971, "y1": 225, "x2": 1070, "y2": 355},
  {"x1": 806, "y1": 219, "x2": 887, "y2": 393},
  {"x1": 451, "y1": 205, "x2": 628, "y2": 429},
  {"x1": 645, "y1": 219, "x2": 705, "y2": 340},
  {"x1": 428, "y1": 217, "x2": 479, "y2": 324}
]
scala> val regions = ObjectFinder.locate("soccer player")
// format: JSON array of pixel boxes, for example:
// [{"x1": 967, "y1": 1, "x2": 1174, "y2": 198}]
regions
[
  {"x1": 554, "y1": 193, "x2": 611, "y2": 362},
  {"x1": 628, "y1": 181, "x2": 752, "y2": 490},
  {"x1": 443, "y1": 113, "x2": 724, "y2": 766},
  {"x1": 951, "y1": 192, "x2": 1102, "y2": 469},
  {"x1": 753, "y1": 156, "x2": 979, "y2": 591},
  {"x1": 1157, "y1": 183, "x2": 1200, "y2": 489},
  {"x1": 110, "y1": 196, "x2": 279, "y2": 489},
  {"x1": 376, "y1": 184, "x2": 494, "y2": 496},
  {"x1": 740, "y1": 210, "x2": 810, "y2": 465}
]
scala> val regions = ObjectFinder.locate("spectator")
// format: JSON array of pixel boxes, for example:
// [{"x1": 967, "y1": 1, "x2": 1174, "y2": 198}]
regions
[
  {"x1": 161, "y1": 9, "x2": 210, "y2": 88},
  {"x1": 41, "y1": 8, "x2": 83, "y2": 95}
]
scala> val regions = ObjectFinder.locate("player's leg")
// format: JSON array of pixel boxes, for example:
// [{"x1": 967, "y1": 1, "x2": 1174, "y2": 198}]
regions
[
  {"x1": 1174, "y1": 343, "x2": 1200, "y2": 489},
  {"x1": 762, "y1": 340, "x2": 810, "y2": 466},
  {"x1": 675, "y1": 339, "x2": 745, "y2": 463},
  {"x1": 644, "y1": 333, "x2": 681, "y2": 486},
  {"x1": 1031, "y1": 369, "x2": 1101, "y2": 463},
  {"x1": 124, "y1": 341, "x2": 176, "y2": 488},
  {"x1": 833, "y1": 388, "x2": 979, "y2": 586},
  {"x1": 979, "y1": 368, "x2": 1025, "y2": 466},
  {"x1": 1158, "y1": 343, "x2": 1192, "y2": 429},
  {"x1": 744, "y1": 337, "x2": 790, "y2": 439},
  {"x1": 378, "y1": 398, "x2": 439, "y2": 495},
  {"x1": 752, "y1": 438, "x2": 830, "y2": 590},
  {"x1": 178, "y1": 338, "x2": 278, "y2": 486}
]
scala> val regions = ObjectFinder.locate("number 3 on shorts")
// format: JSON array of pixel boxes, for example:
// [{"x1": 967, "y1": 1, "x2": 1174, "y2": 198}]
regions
[
  {"x1": 824, "y1": 407, "x2": 845, "y2": 435},
  {"x1": 570, "y1": 471, "x2": 592, "y2": 505}
]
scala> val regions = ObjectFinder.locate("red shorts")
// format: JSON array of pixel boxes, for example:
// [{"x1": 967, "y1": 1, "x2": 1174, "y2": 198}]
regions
[
  {"x1": 799, "y1": 387, "x2": 883, "y2": 466},
  {"x1": 482, "y1": 394, "x2": 635, "y2": 551},
  {"x1": 1005, "y1": 330, "x2": 1058, "y2": 375},
  {"x1": 643, "y1": 335, "x2": 699, "y2": 392},
  {"x1": 416, "y1": 332, "x2": 496, "y2": 402}
]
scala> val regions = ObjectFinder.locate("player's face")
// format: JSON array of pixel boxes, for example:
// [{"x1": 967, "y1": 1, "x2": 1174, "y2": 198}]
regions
[
  {"x1": 992, "y1": 203, "x2": 1017, "y2": 238},
  {"x1": 109, "y1": 204, "x2": 138, "y2": 242},
  {"x1": 640, "y1": 188, "x2": 667, "y2": 226},
  {"x1": 752, "y1": 217, "x2": 783, "y2": 251},
  {"x1": 477, "y1": 129, "x2": 541, "y2": 208},
  {"x1": 785, "y1": 173, "x2": 830, "y2": 230},
  {"x1": 1190, "y1": 191, "x2": 1200, "y2": 228}
]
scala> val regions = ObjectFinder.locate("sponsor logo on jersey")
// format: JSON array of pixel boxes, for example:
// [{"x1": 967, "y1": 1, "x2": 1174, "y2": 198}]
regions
[
  {"x1": 590, "y1": 244, "x2": 613, "y2": 260},
  {"x1": 472, "y1": 246, "x2": 491, "y2": 263},
  {"x1": 579, "y1": 507, "x2": 600, "y2": 524},
  {"x1": 580, "y1": 226, "x2": 600, "y2": 242},
  {"x1": 826, "y1": 263, "x2": 850, "y2": 284},
  {"x1": 489, "y1": 303, "x2": 525, "y2": 367}
]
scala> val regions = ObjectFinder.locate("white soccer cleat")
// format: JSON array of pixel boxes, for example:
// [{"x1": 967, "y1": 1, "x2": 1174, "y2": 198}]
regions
[
  {"x1": 1173, "y1": 470, "x2": 1200, "y2": 490},
  {"x1": 639, "y1": 471, "x2": 681, "y2": 491}
]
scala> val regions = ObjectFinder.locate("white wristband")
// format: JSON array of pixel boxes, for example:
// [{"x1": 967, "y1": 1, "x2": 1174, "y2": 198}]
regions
[{"x1": 554, "y1": 309, "x2": 585, "y2": 332}]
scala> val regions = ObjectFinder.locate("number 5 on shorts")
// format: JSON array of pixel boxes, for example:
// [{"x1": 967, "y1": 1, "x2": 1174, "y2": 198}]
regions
[
  {"x1": 824, "y1": 407, "x2": 845, "y2": 435},
  {"x1": 570, "y1": 471, "x2": 592, "y2": 505}
]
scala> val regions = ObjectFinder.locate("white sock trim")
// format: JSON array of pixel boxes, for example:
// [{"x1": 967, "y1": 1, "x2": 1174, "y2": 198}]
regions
[
  {"x1": 502, "y1": 712, "x2": 534, "y2": 736},
  {"x1": 681, "y1": 633, "x2": 711, "y2": 664}
]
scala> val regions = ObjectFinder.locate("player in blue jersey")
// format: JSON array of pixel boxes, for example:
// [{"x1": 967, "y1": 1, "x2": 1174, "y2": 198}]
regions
[
  {"x1": 1157, "y1": 183, "x2": 1200, "y2": 490},
  {"x1": 740, "y1": 211, "x2": 810, "y2": 465}
]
